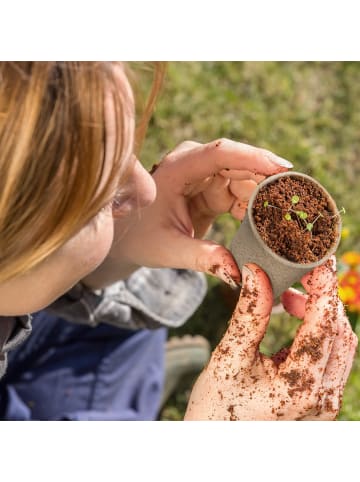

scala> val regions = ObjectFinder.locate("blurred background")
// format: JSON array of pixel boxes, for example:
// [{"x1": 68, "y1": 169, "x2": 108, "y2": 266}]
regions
[{"x1": 138, "y1": 62, "x2": 360, "y2": 420}]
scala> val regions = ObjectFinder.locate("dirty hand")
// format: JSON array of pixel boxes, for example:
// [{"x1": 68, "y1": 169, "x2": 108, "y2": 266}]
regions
[
  {"x1": 184, "y1": 257, "x2": 357, "y2": 420},
  {"x1": 109, "y1": 139, "x2": 293, "y2": 286}
]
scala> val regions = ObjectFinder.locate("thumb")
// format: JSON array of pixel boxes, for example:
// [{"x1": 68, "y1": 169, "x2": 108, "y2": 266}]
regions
[
  {"x1": 173, "y1": 236, "x2": 241, "y2": 287},
  {"x1": 214, "y1": 264, "x2": 273, "y2": 372}
]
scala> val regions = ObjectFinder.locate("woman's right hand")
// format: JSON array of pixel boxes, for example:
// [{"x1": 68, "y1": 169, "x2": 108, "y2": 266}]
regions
[
  {"x1": 100, "y1": 139, "x2": 292, "y2": 286},
  {"x1": 185, "y1": 257, "x2": 358, "y2": 420}
]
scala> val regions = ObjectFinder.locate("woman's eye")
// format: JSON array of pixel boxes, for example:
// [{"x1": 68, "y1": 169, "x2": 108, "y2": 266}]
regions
[
  {"x1": 111, "y1": 192, "x2": 124, "y2": 210},
  {"x1": 110, "y1": 188, "x2": 135, "y2": 216},
  {"x1": 98, "y1": 190, "x2": 123, "y2": 213},
  {"x1": 95, "y1": 187, "x2": 134, "y2": 220}
]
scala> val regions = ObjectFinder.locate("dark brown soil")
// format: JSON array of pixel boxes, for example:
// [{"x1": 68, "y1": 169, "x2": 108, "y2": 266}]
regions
[{"x1": 252, "y1": 176, "x2": 339, "y2": 264}]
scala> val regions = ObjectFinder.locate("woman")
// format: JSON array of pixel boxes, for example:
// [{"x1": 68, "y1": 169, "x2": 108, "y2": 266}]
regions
[{"x1": 0, "y1": 62, "x2": 356, "y2": 420}]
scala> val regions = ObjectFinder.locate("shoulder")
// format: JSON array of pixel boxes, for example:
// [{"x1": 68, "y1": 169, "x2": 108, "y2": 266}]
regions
[{"x1": 0, "y1": 314, "x2": 32, "y2": 378}]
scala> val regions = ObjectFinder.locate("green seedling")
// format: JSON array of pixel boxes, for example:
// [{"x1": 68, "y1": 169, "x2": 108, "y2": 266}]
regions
[
  {"x1": 296, "y1": 211, "x2": 308, "y2": 219},
  {"x1": 263, "y1": 200, "x2": 280, "y2": 209},
  {"x1": 262, "y1": 192, "x2": 345, "y2": 246},
  {"x1": 289, "y1": 195, "x2": 321, "y2": 231},
  {"x1": 263, "y1": 195, "x2": 344, "y2": 235},
  {"x1": 304, "y1": 212, "x2": 323, "y2": 234},
  {"x1": 288, "y1": 194, "x2": 308, "y2": 223},
  {"x1": 329, "y1": 206, "x2": 346, "y2": 218}
]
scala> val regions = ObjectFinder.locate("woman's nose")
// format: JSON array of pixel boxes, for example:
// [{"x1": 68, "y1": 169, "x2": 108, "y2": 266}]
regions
[
  {"x1": 112, "y1": 159, "x2": 157, "y2": 218},
  {"x1": 131, "y1": 159, "x2": 157, "y2": 209}
]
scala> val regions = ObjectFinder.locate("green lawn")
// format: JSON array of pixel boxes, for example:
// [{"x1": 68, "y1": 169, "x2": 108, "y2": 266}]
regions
[{"x1": 139, "y1": 62, "x2": 360, "y2": 420}]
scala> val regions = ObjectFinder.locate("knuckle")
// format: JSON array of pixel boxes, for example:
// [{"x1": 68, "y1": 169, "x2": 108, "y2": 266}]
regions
[
  {"x1": 177, "y1": 140, "x2": 200, "y2": 150},
  {"x1": 162, "y1": 140, "x2": 203, "y2": 164},
  {"x1": 162, "y1": 150, "x2": 176, "y2": 163},
  {"x1": 209, "y1": 138, "x2": 230, "y2": 150}
]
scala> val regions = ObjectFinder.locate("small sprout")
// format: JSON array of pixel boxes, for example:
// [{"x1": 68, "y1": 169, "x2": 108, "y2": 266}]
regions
[
  {"x1": 328, "y1": 207, "x2": 345, "y2": 220},
  {"x1": 304, "y1": 212, "x2": 322, "y2": 233},
  {"x1": 284, "y1": 213, "x2": 292, "y2": 221},
  {"x1": 288, "y1": 196, "x2": 311, "y2": 223},
  {"x1": 313, "y1": 213, "x2": 323, "y2": 224},
  {"x1": 334, "y1": 206, "x2": 346, "y2": 217},
  {"x1": 263, "y1": 200, "x2": 280, "y2": 210},
  {"x1": 296, "y1": 211, "x2": 308, "y2": 220}
]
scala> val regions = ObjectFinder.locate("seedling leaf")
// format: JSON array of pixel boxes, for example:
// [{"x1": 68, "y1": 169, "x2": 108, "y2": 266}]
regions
[{"x1": 296, "y1": 211, "x2": 308, "y2": 220}]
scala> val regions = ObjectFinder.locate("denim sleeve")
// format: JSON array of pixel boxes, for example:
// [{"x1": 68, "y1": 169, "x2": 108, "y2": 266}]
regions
[
  {"x1": 0, "y1": 315, "x2": 32, "y2": 378},
  {"x1": 46, "y1": 268, "x2": 207, "y2": 330}
]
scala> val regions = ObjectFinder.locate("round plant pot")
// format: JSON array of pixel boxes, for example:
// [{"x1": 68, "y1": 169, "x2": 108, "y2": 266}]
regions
[{"x1": 230, "y1": 171, "x2": 342, "y2": 299}]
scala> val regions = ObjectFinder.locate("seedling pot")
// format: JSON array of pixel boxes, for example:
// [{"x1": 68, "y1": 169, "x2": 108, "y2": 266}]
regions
[{"x1": 230, "y1": 171, "x2": 342, "y2": 298}]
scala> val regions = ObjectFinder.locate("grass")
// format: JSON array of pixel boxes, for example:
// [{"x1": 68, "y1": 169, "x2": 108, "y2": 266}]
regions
[{"x1": 138, "y1": 62, "x2": 360, "y2": 420}]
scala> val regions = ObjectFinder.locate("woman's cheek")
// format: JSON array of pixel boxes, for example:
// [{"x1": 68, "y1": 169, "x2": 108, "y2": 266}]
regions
[{"x1": 85, "y1": 209, "x2": 115, "y2": 272}]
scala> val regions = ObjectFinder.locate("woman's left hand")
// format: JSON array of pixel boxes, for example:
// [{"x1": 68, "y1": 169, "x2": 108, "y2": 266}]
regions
[
  {"x1": 94, "y1": 139, "x2": 293, "y2": 286},
  {"x1": 185, "y1": 257, "x2": 358, "y2": 420}
]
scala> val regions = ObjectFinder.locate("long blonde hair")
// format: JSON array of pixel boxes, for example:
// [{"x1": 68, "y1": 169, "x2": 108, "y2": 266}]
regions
[{"x1": 0, "y1": 61, "x2": 165, "y2": 283}]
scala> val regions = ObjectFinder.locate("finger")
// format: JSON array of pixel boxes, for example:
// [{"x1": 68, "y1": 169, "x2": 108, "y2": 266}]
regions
[
  {"x1": 169, "y1": 140, "x2": 203, "y2": 153},
  {"x1": 228, "y1": 179, "x2": 258, "y2": 202},
  {"x1": 214, "y1": 263, "x2": 273, "y2": 372},
  {"x1": 340, "y1": 325, "x2": 358, "y2": 386},
  {"x1": 183, "y1": 176, "x2": 214, "y2": 197},
  {"x1": 154, "y1": 141, "x2": 203, "y2": 176},
  {"x1": 230, "y1": 200, "x2": 248, "y2": 220},
  {"x1": 189, "y1": 174, "x2": 234, "y2": 214},
  {"x1": 219, "y1": 169, "x2": 265, "y2": 183},
  {"x1": 280, "y1": 287, "x2": 307, "y2": 319},
  {"x1": 279, "y1": 259, "x2": 339, "y2": 386},
  {"x1": 202, "y1": 175, "x2": 234, "y2": 213},
  {"x1": 300, "y1": 255, "x2": 336, "y2": 294},
  {"x1": 320, "y1": 300, "x2": 358, "y2": 415},
  {"x1": 159, "y1": 139, "x2": 293, "y2": 187},
  {"x1": 162, "y1": 235, "x2": 242, "y2": 287}
]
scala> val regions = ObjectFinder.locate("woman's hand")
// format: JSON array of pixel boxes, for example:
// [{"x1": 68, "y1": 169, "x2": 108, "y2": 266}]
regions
[
  {"x1": 185, "y1": 257, "x2": 358, "y2": 420},
  {"x1": 103, "y1": 139, "x2": 293, "y2": 286}
]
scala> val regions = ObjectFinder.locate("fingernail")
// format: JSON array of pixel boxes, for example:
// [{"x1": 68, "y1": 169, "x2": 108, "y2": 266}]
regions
[
  {"x1": 227, "y1": 277, "x2": 240, "y2": 290},
  {"x1": 242, "y1": 265, "x2": 255, "y2": 287},
  {"x1": 329, "y1": 255, "x2": 337, "y2": 272},
  {"x1": 267, "y1": 154, "x2": 293, "y2": 169},
  {"x1": 214, "y1": 266, "x2": 241, "y2": 289}
]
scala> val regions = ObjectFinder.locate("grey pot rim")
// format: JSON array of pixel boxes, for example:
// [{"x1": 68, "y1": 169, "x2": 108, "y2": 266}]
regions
[{"x1": 246, "y1": 171, "x2": 342, "y2": 269}]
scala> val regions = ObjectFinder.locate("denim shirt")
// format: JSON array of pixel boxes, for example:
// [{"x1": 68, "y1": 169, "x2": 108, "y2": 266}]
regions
[
  {"x1": 0, "y1": 268, "x2": 207, "y2": 379},
  {"x1": 46, "y1": 267, "x2": 207, "y2": 329},
  {"x1": 0, "y1": 315, "x2": 32, "y2": 379}
]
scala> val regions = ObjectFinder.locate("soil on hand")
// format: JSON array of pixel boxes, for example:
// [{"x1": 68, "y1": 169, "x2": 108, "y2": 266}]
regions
[{"x1": 252, "y1": 176, "x2": 339, "y2": 264}]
